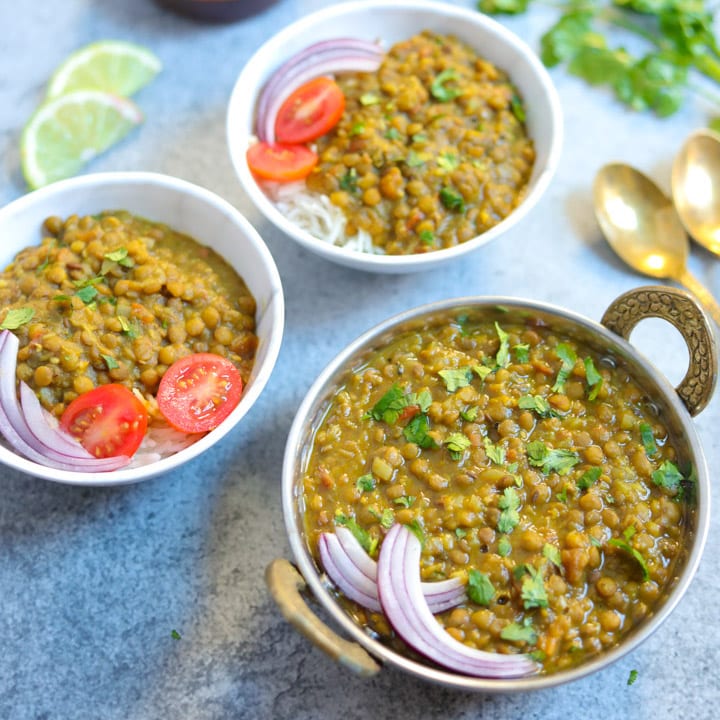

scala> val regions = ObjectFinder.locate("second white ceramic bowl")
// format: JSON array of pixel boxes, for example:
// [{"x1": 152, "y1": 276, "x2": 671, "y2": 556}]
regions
[
  {"x1": 0, "y1": 172, "x2": 284, "y2": 485},
  {"x1": 227, "y1": 0, "x2": 563, "y2": 273}
]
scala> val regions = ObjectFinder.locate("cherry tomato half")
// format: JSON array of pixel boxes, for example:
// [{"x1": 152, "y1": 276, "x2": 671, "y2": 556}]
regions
[
  {"x1": 156, "y1": 353, "x2": 243, "y2": 434},
  {"x1": 60, "y1": 383, "x2": 148, "y2": 458},
  {"x1": 246, "y1": 141, "x2": 318, "y2": 182},
  {"x1": 275, "y1": 77, "x2": 345, "y2": 144}
]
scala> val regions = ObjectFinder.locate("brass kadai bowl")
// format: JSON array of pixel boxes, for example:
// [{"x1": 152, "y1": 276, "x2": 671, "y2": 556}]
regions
[{"x1": 269, "y1": 286, "x2": 716, "y2": 692}]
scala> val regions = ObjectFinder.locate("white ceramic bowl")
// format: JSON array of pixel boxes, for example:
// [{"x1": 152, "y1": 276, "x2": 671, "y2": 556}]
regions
[
  {"x1": 227, "y1": 0, "x2": 563, "y2": 273},
  {"x1": 0, "y1": 172, "x2": 284, "y2": 485}
]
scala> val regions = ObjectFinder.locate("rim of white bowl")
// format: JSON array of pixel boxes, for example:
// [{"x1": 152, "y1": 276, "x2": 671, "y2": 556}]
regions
[
  {"x1": 0, "y1": 171, "x2": 285, "y2": 486},
  {"x1": 227, "y1": 0, "x2": 564, "y2": 272}
]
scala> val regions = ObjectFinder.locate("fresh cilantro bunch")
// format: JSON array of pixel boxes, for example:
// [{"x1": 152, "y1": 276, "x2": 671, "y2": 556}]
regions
[{"x1": 478, "y1": 0, "x2": 720, "y2": 118}]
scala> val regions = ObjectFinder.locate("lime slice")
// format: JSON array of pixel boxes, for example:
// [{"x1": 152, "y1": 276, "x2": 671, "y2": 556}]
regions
[
  {"x1": 21, "y1": 90, "x2": 143, "y2": 189},
  {"x1": 46, "y1": 40, "x2": 162, "y2": 99}
]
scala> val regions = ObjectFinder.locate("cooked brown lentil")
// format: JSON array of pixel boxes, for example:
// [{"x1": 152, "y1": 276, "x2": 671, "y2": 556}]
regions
[
  {"x1": 301, "y1": 308, "x2": 693, "y2": 674},
  {"x1": 305, "y1": 31, "x2": 535, "y2": 254},
  {"x1": 0, "y1": 211, "x2": 257, "y2": 418}
]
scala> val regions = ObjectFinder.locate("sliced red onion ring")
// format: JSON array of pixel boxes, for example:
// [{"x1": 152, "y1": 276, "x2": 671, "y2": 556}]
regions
[
  {"x1": 0, "y1": 330, "x2": 130, "y2": 472},
  {"x1": 319, "y1": 527, "x2": 466, "y2": 614},
  {"x1": 377, "y1": 524, "x2": 538, "y2": 679},
  {"x1": 255, "y1": 38, "x2": 383, "y2": 143}
]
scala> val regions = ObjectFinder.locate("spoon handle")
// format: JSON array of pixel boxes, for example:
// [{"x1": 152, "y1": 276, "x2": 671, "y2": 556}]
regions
[{"x1": 676, "y1": 268, "x2": 720, "y2": 327}]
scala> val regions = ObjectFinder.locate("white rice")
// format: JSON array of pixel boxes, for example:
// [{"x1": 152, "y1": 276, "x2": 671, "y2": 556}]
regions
[{"x1": 265, "y1": 181, "x2": 382, "y2": 255}]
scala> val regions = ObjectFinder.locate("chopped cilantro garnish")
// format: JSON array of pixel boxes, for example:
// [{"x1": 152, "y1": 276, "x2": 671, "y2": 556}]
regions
[
  {"x1": 406, "y1": 150, "x2": 426, "y2": 167},
  {"x1": 403, "y1": 412, "x2": 438, "y2": 449},
  {"x1": 584, "y1": 356, "x2": 603, "y2": 400},
  {"x1": 405, "y1": 519, "x2": 425, "y2": 545},
  {"x1": 556, "y1": 485, "x2": 569, "y2": 503},
  {"x1": 356, "y1": 474, "x2": 375, "y2": 492},
  {"x1": 483, "y1": 437, "x2": 505, "y2": 465},
  {"x1": 552, "y1": 343, "x2": 577, "y2": 392},
  {"x1": 437, "y1": 152, "x2": 459, "y2": 171},
  {"x1": 439, "y1": 367, "x2": 473, "y2": 392},
  {"x1": 527, "y1": 440, "x2": 579, "y2": 475},
  {"x1": 360, "y1": 92, "x2": 381, "y2": 106},
  {"x1": 510, "y1": 94, "x2": 526, "y2": 122},
  {"x1": 76, "y1": 285, "x2": 99, "y2": 304},
  {"x1": 171, "y1": 629, "x2": 181, "y2": 640},
  {"x1": 467, "y1": 569, "x2": 495, "y2": 606},
  {"x1": 497, "y1": 487, "x2": 520, "y2": 534},
  {"x1": 393, "y1": 495, "x2": 415, "y2": 508},
  {"x1": 407, "y1": 389, "x2": 433, "y2": 413},
  {"x1": 369, "y1": 507, "x2": 395, "y2": 529},
  {"x1": 385, "y1": 127, "x2": 401, "y2": 140},
  {"x1": 651, "y1": 460, "x2": 684, "y2": 492},
  {"x1": 365, "y1": 385, "x2": 407, "y2": 424},
  {"x1": 627, "y1": 669, "x2": 639, "y2": 686},
  {"x1": 460, "y1": 406, "x2": 479, "y2": 422},
  {"x1": 497, "y1": 535, "x2": 512, "y2": 556},
  {"x1": 419, "y1": 230, "x2": 435, "y2": 246},
  {"x1": 335, "y1": 515, "x2": 377, "y2": 555},
  {"x1": 501, "y1": 617, "x2": 537, "y2": 644},
  {"x1": 473, "y1": 364, "x2": 492, "y2": 382},
  {"x1": 513, "y1": 343, "x2": 530, "y2": 363},
  {"x1": 412, "y1": 132, "x2": 428, "y2": 143},
  {"x1": 339, "y1": 167, "x2": 358, "y2": 193},
  {"x1": 542, "y1": 543, "x2": 562, "y2": 569},
  {"x1": 103, "y1": 247, "x2": 134, "y2": 271},
  {"x1": 519, "y1": 564, "x2": 549, "y2": 609},
  {"x1": 518, "y1": 394, "x2": 558, "y2": 418},
  {"x1": 455, "y1": 528, "x2": 467, "y2": 539},
  {"x1": 101, "y1": 354, "x2": 118, "y2": 370},
  {"x1": 118, "y1": 315, "x2": 140, "y2": 339},
  {"x1": 640, "y1": 422, "x2": 658, "y2": 456},
  {"x1": 439, "y1": 186, "x2": 465, "y2": 212},
  {"x1": 431, "y1": 68, "x2": 462, "y2": 101},
  {"x1": 494, "y1": 322, "x2": 510, "y2": 368},
  {"x1": 609, "y1": 526, "x2": 650, "y2": 581},
  {"x1": 445, "y1": 432, "x2": 471, "y2": 459},
  {"x1": 577, "y1": 466, "x2": 602, "y2": 491},
  {"x1": 0, "y1": 307, "x2": 35, "y2": 330}
]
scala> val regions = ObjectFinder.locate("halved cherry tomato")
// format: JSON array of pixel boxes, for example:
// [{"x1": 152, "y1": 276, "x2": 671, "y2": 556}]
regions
[
  {"x1": 246, "y1": 141, "x2": 318, "y2": 182},
  {"x1": 156, "y1": 353, "x2": 243, "y2": 433},
  {"x1": 275, "y1": 77, "x2": 346, "y2": 144},
  {"x1": 398, "y1": 405, "x2": 421, "y2": 424},
  {"x1": 60, "y1": 384, "x2": 148, "y2": 458}
]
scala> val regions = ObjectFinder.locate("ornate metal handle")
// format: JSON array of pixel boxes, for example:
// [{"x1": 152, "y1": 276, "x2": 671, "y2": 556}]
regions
[
  {"x1": 601, "y1": 286, "x2": 717, "y2": 416},
  {"x1": 265, "y1": 558, "x2": 381, "y2": 678}
]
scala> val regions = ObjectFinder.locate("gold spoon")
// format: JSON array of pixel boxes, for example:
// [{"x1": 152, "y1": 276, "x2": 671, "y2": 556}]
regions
[
  {"x1": 593, "y1": 162, "x2": 720, "y2": 326},
  {"x1": 672, "y1": 128, "x2": 720, "y2": 256}
]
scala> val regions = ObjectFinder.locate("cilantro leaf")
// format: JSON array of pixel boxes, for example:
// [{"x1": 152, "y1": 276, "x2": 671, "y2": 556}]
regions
[
  {"x1": 494, "y1": 322, "x2": 510, "y2": 368},
  {"x1": 431, "y1": 69, "x2": 462, "y2": 101},
  {"x1": 439, "y1": 367, "x2": 474, "y2": 392},
  {"x1": 577, "y1": 466, "x2": 602, "y2": 491},
  {"x1": 483, "y1": 437, "x2": 506, "y2": 465},
  {"x1": 445, "y1": 432, "x2": 471, "y2": 459},
  {"x1": 460, "y1": 406, "x2": 479, "y2": 422},
  {"x1": 455, "y1": 528, "x2": 467, "y2": 539},
  {"x1": 518, "y1": 394, "x2": 558, "y2": 418},
  {"x1": 171, "y1": 629, "x2": 181, "y2": 640},
  {"x1": 437, "y1": 152, "x2": 459, "y2": 171},
  {"x1": 519, "y1": 564, "x2": 549, "y2": 609},
  {"x1": 497, "y1": 535, "x2": 512, "y2": 556},
  {"x1": 356, "y1": 474, "x2": 375, "y2": 492},
  {"x1": 365, "y1": 385, "x2": 408, "y2": 424},
  {"x1": 76, "y1": 285, "x2": 99, "y2": 304},
  {"x1": 101, "y1": 354, "x2": 118, "y2": 370},
  {"x1": 501, "y1": 617, "x2": 538, "y2": 644},
  {"x1": 478, "y1": 0, "x2": 530, "y2": 14},
  {"x1": 369, "y1": 507, "x2": 395, "y2": 529},
  {"x1": 360, "y1": 93, "x2": 381, "y2": 106},
  {"x1": 497, "y1": 487, "x2": 520, "y2": 533},
  {"x1": 467, "y1": 569, "x2": 495, "y2": 606},
  {"x1": 403, "y1": 413, "x2": 438, "y2": 449},
  {"x1": 609, "y1": 526, "x2": 650, "y2": 581},
  {"x1": 0, "y1": 307, "x2": 35, "y2": 330},
  {"x1": 419, "y1": 230, "x2": 435, "y2": 246},
  {"x1": 407, "y1": 389, "x2": 432, "y2": 413},
  {"x1": 552, "y1": 343, "x2": 577, "y2": 392},
  {"x1": 340, "y1": 168, "x2": 358, "y2": 193},
  {"x1": 584, "y1": 356, "x2": 603, "y2": 400},
  {"x1": 473, "y1": 364, "x2": 492, "y2": 382},
  {"x1": 527, "y1": 441, "x2": 580, "y2": 475},
  {"x1": 541, "y1": 11, "x2": 602, "y2": 67},
  {"x1": 651, "y1": 460, "x2": 684, "y2": 491},
  {"x1": 628, "y1": 669, "x2": 639, "y2": 686},
  {"x1": 405, "y1": 519, "x2": 425, "y2": 545},
  {"x1": 640, "y1": 422, "x2": 658, "y2": 456},
  {"x1": 335, "y1": 515, "x2": 377, "y2": 555},
  {"x1": 513, "y1": 343, "x2": 530, "y2": 363},
  {"x1": 542, "y1": 543, "x2": 562, "y2": 569},
  {"x1": 614, "y1": 52, "x2": 686, "y2": 118},
  {"x1": 393, "y1": 495, "x2": 415, "y2": 508},
  {"x1": 439, "y1": 186, "x2": 465, "y2": 212}
]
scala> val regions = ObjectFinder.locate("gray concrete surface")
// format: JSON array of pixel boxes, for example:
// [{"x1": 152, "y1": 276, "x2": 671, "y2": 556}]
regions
[{"x1": 0, "y1": 1, "x2": 718, "y2": 718}]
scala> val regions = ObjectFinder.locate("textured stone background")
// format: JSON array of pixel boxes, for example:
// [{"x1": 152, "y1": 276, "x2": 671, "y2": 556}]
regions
[{"x1": 0, "y1": 1, "x2": 718, "y2": 718}]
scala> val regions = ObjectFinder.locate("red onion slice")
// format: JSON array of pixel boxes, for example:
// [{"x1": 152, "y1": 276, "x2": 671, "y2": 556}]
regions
[
  {"x1": 0, "y1": 330, "x2": 130, "y2": 472},
  {"x1": 255, "y1": 38, "x2": 383, "y2": 143},
  {"x1": 377, "y1": 524, "x2": 538, "y2": 679},
  {"x1": 320, "y1": 528, "x2": 466, "y2": 614}
]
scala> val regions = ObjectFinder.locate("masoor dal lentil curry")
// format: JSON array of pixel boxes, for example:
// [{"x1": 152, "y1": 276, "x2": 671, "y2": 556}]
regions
[
  {"x1": 0, "y1": 212, "x2": 257, "y2": 420},
  {"x1": 302, "y1": 309, "x2": 693, "y2": 674},
  {"x1": 305, "y1": 32, "x2": 535, "y2": 254}
]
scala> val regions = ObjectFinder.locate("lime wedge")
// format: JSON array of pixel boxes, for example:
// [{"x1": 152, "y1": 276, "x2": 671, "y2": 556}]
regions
[
  {"x1": 46, "y1": 40, "x2": 162, "y2": 99},
  {"x1": 21, "y1": 90, "x2": 143, "y2": 189}
]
